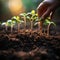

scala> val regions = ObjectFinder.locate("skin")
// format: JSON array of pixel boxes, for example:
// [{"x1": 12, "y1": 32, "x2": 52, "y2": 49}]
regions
[{"x1": 37, "y1": 0, "x2": 60, "y2": 20}]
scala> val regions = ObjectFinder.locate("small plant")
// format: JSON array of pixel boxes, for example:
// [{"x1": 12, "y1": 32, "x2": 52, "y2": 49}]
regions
[
  {"x1": 43, "y1": 17, "x2": 56, "y2": 36},
  {"x1": 0, "y1": 10, "x2": 56, "y2": 37},
  {"x1": 20, "y1": 13, "x2": 27, "y2": 31},
  {"x1": 27, "y1": 10, "x2": 38, "y2": 31},
  {"x1": 1, "y1": 22, "x2": 8, "y2": 31},
  {"x1": 34, "y1": 17, "x2": 44, "y2": 35},
  {"x1": 12, "y1": 16, "x2": 24, "y2": 32},
  {"x1": 7, "y1": 20, "x2": 16, "y2": 33},
  {"x1": 34, "y1": 18, "x2": 41, "y2": 32},
  {"x1": 34, "y1": 17, "x2": 56, "y2": 36}
]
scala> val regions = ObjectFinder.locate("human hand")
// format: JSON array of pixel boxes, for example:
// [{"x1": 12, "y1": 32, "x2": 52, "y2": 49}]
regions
[{"x1": 37, "y1": 1, "x2": 60, "y2": 21}]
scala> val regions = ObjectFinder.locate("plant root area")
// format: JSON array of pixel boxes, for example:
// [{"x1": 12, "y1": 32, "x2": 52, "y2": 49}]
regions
[{"x1": 0, "y1": 32, "x2": 60, "y2": 60}]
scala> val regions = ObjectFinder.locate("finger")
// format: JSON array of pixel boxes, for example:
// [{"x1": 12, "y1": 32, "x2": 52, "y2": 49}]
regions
[
  {"x1": 50, "y1": 10, "x2": 55, "y2": 19},
  {"x1": 41, "y1": 2, "x2": 59, "y2": 20},
  {"x1": 37, "y1": 2, "x2": 50, "y2": 18}
]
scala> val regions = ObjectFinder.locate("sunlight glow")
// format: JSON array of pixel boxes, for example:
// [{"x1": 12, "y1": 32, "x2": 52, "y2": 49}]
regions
[{"x1": 8, "y1": 0, "x2": 25, "y2": 15}]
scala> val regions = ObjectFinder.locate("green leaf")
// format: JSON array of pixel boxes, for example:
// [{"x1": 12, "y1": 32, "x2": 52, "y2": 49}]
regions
[
  {"x1": 12, "y1": 16, "x2": 20, "y2": 20},
  {"x1": 35, "y1": 13, "x2": 38, "y2": 16},
  {"x1": 12, "y1": 16, "x2": 16, "y2": 20},
  {"x1": 35, "y1": 19, "x2": 39, "y2": 22},
  {"x1": 31, "y1": 10, "x2": 35, "y2": 14},
  {"x1": 45, "y1": 19, "x2": 50, "y2": 24},
  {"x1": 20, "y1": 20, "x2": 24, "y2": 23},
  {"x1": 43, "y1": 22, "x2": 49, "y2": 25},
  {"x1": 12, "y1": 21, "x2": 16, "y2": 24},
  {"x1": 7, "y1": 20, "x2": 12, "y2": 26},
  {"x1": 27, "y1": 12, "x2": 31, "y2": 15},
  {"x1": 43, "y1": 18, "x2": 56, "y2": 26},
  {"x1": 47, "y1": 17, "x2": 50, "y2": 20},
  {"x1": 16, "y1": 16, "x2": 20, "y2": 20},
  {"x1": 34, "y1": 22, "x2": 38, "y2": 26},
  {"x1": 1, "y1": 22, "x2": 6, "y2": 25},
  {"x1": 20, "y1": 13, "x2": 26, "y2": 16},
  {"x1": 26, "y1": 16, "x2": 30, "y2": 19},
  {"x1": 50, "y1": 22, "x2": 56, "y2": 26},
  {"x1": 7, "y1": 20, "x2": 12, "y2": 22},
  {"x1": 26, "y1": 12, "x2": 32, "y2": 18}
]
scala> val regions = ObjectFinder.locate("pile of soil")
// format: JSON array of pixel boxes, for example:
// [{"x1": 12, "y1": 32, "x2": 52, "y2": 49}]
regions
[{"x1": 0, "y1": 32, "x2": 60, "y2": 60}]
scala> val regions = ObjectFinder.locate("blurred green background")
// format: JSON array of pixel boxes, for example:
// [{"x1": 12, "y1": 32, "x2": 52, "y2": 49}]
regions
[
  {"x1": 0, "y1": 0, "x2": 42, "y2": 21},
  {"x1": 0, "y1": 0, "x2": 60, "y2": 22}
]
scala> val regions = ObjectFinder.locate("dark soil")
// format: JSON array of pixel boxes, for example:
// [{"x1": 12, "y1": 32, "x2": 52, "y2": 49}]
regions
[{"x1": 0, "y1": 32, "x2": 60, "y2": 60}]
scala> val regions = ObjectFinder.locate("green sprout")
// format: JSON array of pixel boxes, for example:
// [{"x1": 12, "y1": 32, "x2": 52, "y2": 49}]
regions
[
  {"x1": 43, "y1": 18, "x2": 56, "y2": 36},
  {"x1": 26, "y1": 10, "x2": 38, "y2": 31},
  {"x1": 7, "y1": 20, "x2": 16, "y2": 33},
  {"x1": 1, "y1": 22, "x2": 8, "y2": 31},
  {"x1": 20, "y1": 13, "x2": 27, "y2": 31},
  {"x1": 12, "y1": 16, "x2": 24, "y2": 32},
  {"x1": 34, "y1": 16, "x2": 44, "y2": 35},
  {"x1": 34, "y1": 16, "x2": 42, "y2": 31}
]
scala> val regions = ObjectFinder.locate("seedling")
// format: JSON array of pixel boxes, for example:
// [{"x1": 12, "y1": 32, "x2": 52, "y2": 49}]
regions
[
  {"x1": 20, "y1": 13, "x2": 27, "y2": 31},
  {"x1": 43, "y1": 17, "x2": 56, "y2": 36},
  {"x1": 12, "y1": 16, "x2": 24, "y2": 32},
  {"x1": 1, "y1": 22, "x2": 8, "y2": 31},
  {"x1": 7, "y1": 20, "x2": 16, "y2": 33},
  {"x1": 27, "y1": 10, "x2": 38, "y2": 31}
]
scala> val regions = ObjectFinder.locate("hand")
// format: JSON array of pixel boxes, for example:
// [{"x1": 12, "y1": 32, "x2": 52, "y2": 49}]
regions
[{"x1": 37, "y1": 1, "x2": 60, "y2": 21}]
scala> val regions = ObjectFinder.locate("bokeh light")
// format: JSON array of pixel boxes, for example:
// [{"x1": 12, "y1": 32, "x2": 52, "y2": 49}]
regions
[{"x1": 8, "y1": 0, "x2": 25, "y2": 15}]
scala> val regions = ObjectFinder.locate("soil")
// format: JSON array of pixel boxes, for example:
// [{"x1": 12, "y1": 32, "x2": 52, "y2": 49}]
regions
[{"x1": 0, "y1": 31, "x2": 60, "y2": 60}]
